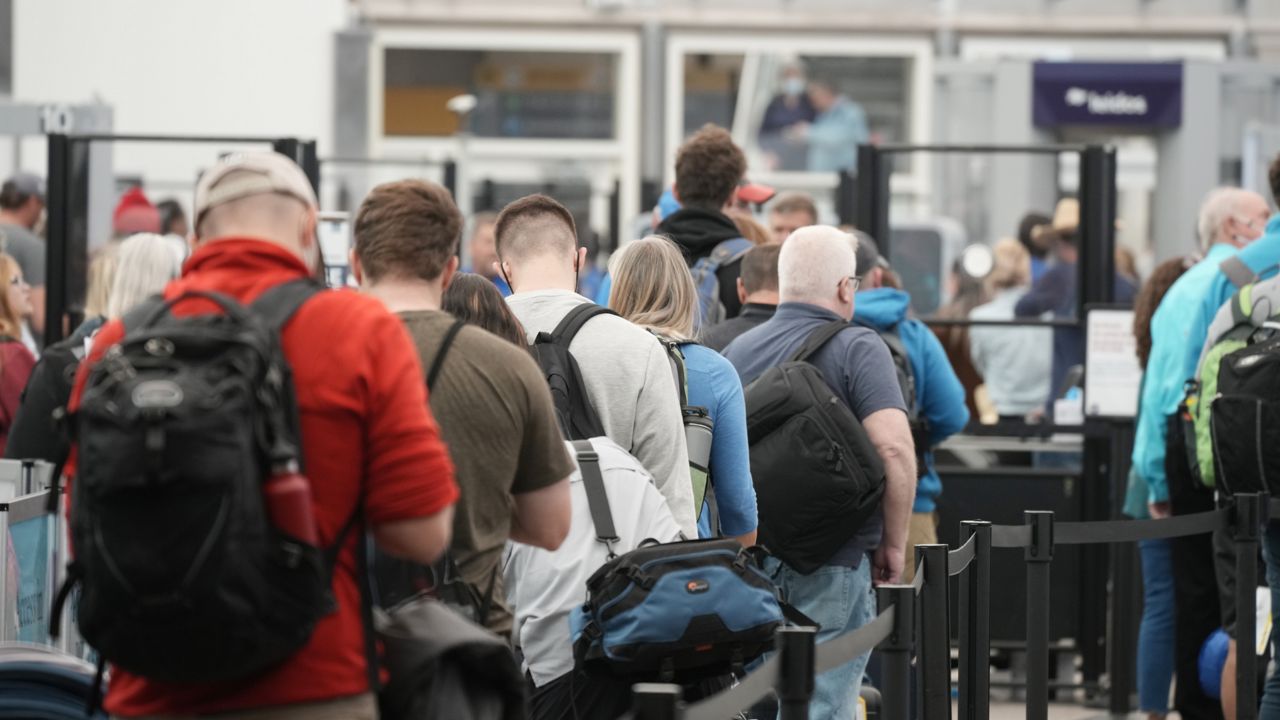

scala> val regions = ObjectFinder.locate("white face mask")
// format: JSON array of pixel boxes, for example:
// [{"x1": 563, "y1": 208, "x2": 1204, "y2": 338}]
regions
[{"x1": 784, "y1": 77, "x2": 805, "y2": 97}]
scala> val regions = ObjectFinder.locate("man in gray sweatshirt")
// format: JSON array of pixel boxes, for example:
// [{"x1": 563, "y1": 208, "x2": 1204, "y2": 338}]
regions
[{"x1": 496, "y1": 194, "x2": 696, "y2": 535}]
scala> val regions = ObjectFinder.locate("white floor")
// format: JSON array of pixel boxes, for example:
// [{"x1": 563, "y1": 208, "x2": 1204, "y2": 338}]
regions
[{"x1": 978, "y1": 703, "x2": 1157, "y2": 720}]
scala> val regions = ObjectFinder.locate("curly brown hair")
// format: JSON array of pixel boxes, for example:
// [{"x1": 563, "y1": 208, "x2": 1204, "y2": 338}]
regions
[
  {"x1": 675, "y1": 124, "x2": 746, "y2": 210},
  {"x1": 1133, "y1": 256, "x2": 1194, "y2": 370}
]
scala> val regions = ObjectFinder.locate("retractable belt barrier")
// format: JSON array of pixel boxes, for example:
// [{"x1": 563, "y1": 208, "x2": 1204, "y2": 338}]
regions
[{"x1": 632, "y1": 493, "x2": 1278, "y2": 720}]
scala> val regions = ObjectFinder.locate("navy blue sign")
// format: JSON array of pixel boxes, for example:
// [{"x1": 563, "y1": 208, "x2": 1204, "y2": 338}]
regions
[{"x1": 1033, "y1": 62, "x2": 1183, "y2": 129}]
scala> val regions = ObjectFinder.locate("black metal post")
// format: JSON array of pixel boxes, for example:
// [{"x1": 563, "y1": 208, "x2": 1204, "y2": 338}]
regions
[
  {"x1": 299, "y1": 139, "x2": 320, "y2": 197},
  {"x1": 1234, "y1": 493, "x2": 1267, "y2": 720},
  {"x1": 853, "y1": 144, "x2": 891, "y2": 262},
  {"x1": 916, "y1": 544, "x2": 951, "y2": 720},
  {"x1": 609, "y1": 179, "x2": 621, "y2": 254},
  {"x1": 1025, "y1": 511, "x2": 1055, "y2": 720},
  {"x1": 1107, "y1": 421, "x2": 1139, "y2": 716},
  {"x1": 958, "y1": 521, "x2": 991, "y2": 720},
  {"x1": 271, "y1": 138, "x2": 299, "y2": 165},
  {"x1": 878, "y1": 584, "x2": 915, "y2": 720},
  {"x1": 777, "y1": 626, "x2": 817, "y2": 720},
  {"x1": 442, "y1": 159, "x2": 458, "y2": 201},
  {"x1": 1077, "y1": 144, "x2": 1117, "y2": 314},
  {"x1": 836, "y1": 169, "x2": 856, "y2": 227},
  {"x1": 633, "y1": 683, "x2": 682, "y2": 720},
  {"x1": 45, "y1": 133, "x2": 70, "y2": 348}
]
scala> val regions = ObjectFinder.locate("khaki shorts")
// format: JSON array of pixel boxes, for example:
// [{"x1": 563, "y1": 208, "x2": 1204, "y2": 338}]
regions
[
  {"x1": 116, "y1": 692, "x2": 378, "y2": 720},
  {"x1": 902, "y1": 511, "x2": 939, "y2": 583}
]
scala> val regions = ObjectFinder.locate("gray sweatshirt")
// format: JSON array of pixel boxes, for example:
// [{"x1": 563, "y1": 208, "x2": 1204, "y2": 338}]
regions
[{"x1": 506, "y1": 290, "x2": 696, "y2": 535}]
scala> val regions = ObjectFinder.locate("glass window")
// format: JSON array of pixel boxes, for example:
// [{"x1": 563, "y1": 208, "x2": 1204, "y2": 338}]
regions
[{"x1": 384, "y1": 49, "x2": 616, "y2": 140}]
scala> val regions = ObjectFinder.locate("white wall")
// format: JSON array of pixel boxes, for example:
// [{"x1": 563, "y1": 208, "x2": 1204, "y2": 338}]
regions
[{"x1": 12, "y1": 0, "x2": 347, "y2": 205}]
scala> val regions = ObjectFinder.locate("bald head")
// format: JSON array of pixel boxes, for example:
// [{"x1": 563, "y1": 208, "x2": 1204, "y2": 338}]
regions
[
  {"x1": 197, "y1": 191, "x2": 316, "y2": 268},
  {"x1": 1198, "y1": 187, "x2": 1271, "y2": 250},
  {"x1": 779, "y1": 225, "x2": 858, "y2": 319}
]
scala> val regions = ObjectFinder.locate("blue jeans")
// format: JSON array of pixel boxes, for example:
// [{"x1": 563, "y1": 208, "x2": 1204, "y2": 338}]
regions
[
  {"x1": 1138, "y1": 539, "x2": 1175, "y2": 713},
  {"x1": 1261, "y1": 522, "x2": 1280, "y2": 718},
  {"x1": 762, "y1": 558, "x2": 875, "y2": 720}
]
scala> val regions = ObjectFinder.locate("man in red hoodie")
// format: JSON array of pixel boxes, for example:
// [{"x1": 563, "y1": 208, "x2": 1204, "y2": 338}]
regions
[
  {"x1": 111, "y1": 186, "x2": 162, "y2": 238},
  {"x1": 65, "y1": 151, "x2": 459, "y2": 719}
]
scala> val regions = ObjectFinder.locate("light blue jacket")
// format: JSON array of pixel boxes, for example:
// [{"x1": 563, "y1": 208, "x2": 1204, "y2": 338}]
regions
[
  {"x1": 681, "y1": 343, "x2": 758, "y2": 539},
  {"x1": 854, "y1": 289, "x2": 970, "y2": 513},
  {"x1": 807, "y1": 97, "x2": 870, "y2": 172},
  {"x1": 1132, "y1": 217, "x2": 1280, "y2": 504}
]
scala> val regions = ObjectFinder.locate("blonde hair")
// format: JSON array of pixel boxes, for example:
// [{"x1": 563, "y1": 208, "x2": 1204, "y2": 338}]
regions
[
  {"x1": 728, "y1": 209, "x2": 772, "y2": 246},
  {"x1": 106, "y1": 233, "x2": 182, "y2": 319},
  {"x1": 0, "y1": 254, "x2": 24, "y2": 338},
  {"x1": 986, "y1": 238, "x2": 1030, "y2": 292},
  {"x1": 608, "y1": 236, "x2": 698, "y2": 341},
  {"x1": 84, "y1": 241, "x2": 121, "y2": 319}
]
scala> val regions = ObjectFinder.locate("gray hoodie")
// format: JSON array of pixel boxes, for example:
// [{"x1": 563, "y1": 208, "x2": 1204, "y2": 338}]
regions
[{"x1": 506, "y1": 290, "x2": 696, "y2": 535}]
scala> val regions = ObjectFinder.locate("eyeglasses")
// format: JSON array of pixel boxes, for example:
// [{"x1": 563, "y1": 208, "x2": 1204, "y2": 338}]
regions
[{"x1": 843, "y1": 276, "x2": 862, "y2": 292}]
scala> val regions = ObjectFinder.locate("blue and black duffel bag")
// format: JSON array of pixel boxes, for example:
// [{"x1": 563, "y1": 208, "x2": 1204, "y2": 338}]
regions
[{"x1": 567, "y1": 441, "x2": 792, "y2": 683}]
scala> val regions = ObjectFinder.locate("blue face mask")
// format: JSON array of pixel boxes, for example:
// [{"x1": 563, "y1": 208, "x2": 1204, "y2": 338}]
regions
[{"x1": 784, "y1": 77, "x2": 805, "y2": 97}]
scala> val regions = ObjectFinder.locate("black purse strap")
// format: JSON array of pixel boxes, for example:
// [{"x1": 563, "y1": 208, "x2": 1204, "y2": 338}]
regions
[
  {"x1": 426, "y1": 320, "x2": 466, "y2": 392},
  {"x1": 572, "y1": 439, "x2": 619, "y2": 559}
]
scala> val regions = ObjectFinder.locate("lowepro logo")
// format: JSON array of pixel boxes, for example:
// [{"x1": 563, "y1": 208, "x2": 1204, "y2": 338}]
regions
[{"x1": 1064, "y1": 87, "x2": 1149, "y2": 116}]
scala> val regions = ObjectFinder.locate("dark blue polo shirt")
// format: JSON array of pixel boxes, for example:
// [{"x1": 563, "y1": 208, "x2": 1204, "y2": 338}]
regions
[{"x1": 723, "y1": 302, "x2": 907, "y2": 568}]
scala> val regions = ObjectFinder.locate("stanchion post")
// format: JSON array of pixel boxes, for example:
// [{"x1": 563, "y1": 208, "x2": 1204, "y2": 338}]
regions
[
  {"x1": 1024, "y1": 511, "x2": 1055, "y2": 720},
  {"x1": 959, "y1": 521, "x2": 991, "y2": 720},
  {"x1": 1234, "y1": 493, "x2": 1268, "y2": 720},
  {"x1": 633, "y1": 683, "x2": 682, "y2": 720},
  {"x1": 878, "y1": 584, "x2": 915, "y2": 720},
  {"x1": 777, "y1": 626, "x2": 817, "y2": 720},
  {"x1": 917, "y1": 544, "x2": 952, "y2": 720}
]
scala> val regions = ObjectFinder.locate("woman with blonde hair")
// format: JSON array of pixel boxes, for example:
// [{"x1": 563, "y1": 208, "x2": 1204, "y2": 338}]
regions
[
  {"x1": 968, "y1": 238, "x2": 1052, "y2": 419},
  {"x1": 5, "y1": 234, "x2": 180, "y2": 470},
  {"x1": 0, "y1": 254, "x2": 36, "y2": 454},
  {"x1": 609, "y1": 236, "x2": 757, "y2": 545}
]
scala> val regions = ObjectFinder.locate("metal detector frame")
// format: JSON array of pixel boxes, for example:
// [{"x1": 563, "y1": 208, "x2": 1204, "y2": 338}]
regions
[
  {"x1": 854, "y1": 143, "x2": 1134, "y2": 711},
  {"x1": 44, "y1": 134, "x2": 318, "y2": 347}
]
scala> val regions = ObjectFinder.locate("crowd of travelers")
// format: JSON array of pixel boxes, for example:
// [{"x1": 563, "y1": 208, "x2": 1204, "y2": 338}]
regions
[{"x1": 0, "y1": 121, "x2": 1278, "y2": 720}]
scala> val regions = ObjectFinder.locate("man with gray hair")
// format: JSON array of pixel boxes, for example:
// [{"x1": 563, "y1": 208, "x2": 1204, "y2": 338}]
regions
[
  {"x1": 723, "y1": 225, "x2": 916, "y2": 719},
  {"x1": 1196, "y1": 186, "x2": 1270, "y2": 252}
]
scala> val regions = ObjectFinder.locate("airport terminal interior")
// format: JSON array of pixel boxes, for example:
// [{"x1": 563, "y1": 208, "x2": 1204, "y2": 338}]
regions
[{"x1": 5, "y1": 1, "x2": 1280, "y2": 719}]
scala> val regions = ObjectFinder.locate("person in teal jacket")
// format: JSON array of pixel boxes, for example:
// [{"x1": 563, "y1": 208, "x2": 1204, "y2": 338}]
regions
[
  {"x1": 849, "y1": 235, "x2": 968, "y2": 580},
  {"x1": 1129, "y1": 186, "x2": 1271, "y2": 720}
]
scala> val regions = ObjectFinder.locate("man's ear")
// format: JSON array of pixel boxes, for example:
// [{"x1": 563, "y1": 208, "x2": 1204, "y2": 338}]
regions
[
  {"x1": 737, "y1": 277, "x2": 747, "y2": 305},
  {"x1": 349, "y1": 249, "x2": 365, "y2": 286},
  {"x1": 441, "y1": 255, "x2": 460, "y2": 291},
  {"x1": 576, "y1": 246, "x2": 588, "y2": 272}
]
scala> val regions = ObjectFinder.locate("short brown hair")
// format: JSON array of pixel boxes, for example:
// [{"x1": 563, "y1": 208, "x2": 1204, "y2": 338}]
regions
[
  {"x1": 675, "y1": 124, "x2": 746, "y2": 210},
  {"x1": 769, "y1": 192, "x2": 817, "y2": 224},
  {"x1": 740, "y1": 244, "x2": 781, "y2": 295},
  {"x1": 494, "y1": 194, "x2": 578, "y2": 262},
  {"x1": 354, "y1": 179, "x2": 462, "y2": 283}
]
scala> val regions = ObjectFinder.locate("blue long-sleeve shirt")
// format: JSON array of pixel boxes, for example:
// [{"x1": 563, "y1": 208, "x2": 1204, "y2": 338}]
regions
[
  {"x1": 854, "y1": 289, "x2": 970, "y2": 513},
  {"x1": 681, "y1": 342, "x2": 758, "y2": 539},
  {"x1": 1133, "y1": 217, "x2": 1280, "y2": 503}
]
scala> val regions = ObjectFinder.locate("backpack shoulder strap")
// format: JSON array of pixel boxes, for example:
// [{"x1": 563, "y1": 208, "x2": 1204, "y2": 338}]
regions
[
  {"x1": 878, "y1": 324, "x2": 910, "y2": 361},
  {"x1": 572, "y1": 439, "x2": 619, "y2": 558},
  {"x1": 709, "y1": 237, "x2": 753, "y2": 267},
  {"x1": 426, "y1": 319, "x2": 466, "y2": 392},
  {"x1": 1220, "y1": 256, "x2": 1257, "y2": 290},
  {"x1": 790, "y1": 320, "x2": 851, "y2": 363},
  {"x1": 651, "y1": 333, "x2": 689, "y2": 407},
  {"x1": 250, "y1": 278, "x2": 324, "y2": 331},
  {"x1": 550, "y1": 302, "x2": 615, "y2": 345}
]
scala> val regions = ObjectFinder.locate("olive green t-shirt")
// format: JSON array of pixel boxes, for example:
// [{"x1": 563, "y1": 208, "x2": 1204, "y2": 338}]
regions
[{"x1": 398, "y1": 310, "x2": 573, "y2": 636}]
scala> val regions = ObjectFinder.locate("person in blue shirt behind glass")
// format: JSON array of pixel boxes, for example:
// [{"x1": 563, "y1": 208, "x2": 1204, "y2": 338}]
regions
[
  {"x1": 461, "y1": 211, "x2": 511, "y2": 296},
  {"x1": 787, "y1": 77, "x2": 869, "y2": 173},
  {"x1": 1129, "y1": 185, "x2": 1271, "y2": 720},
  {"x1": 848, "y1": 232, "x2": 969, "y2": 582},
  {"x1": 607, "y1": 234, "x2": 758, "y2": 547}
]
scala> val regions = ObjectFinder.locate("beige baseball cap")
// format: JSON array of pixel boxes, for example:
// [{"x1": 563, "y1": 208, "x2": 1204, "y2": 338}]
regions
[{"x1": 194, "y1": 151, "x2": 317, "y2": 227}]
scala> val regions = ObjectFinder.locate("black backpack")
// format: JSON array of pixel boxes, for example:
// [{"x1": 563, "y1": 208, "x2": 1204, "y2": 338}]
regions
[
  {"x1": 742, "y1": 320, "x2": 886, "y2": 573},
  {"x1": 51, "y1": 279, "x2": 346, "y2": 684},
  {"x1": 4, "y1": 334, "x2": 86, "y2": 477},
  {"x1": 1209, "y1": 333, "x2": 1280, "y2": 496},
  {"x1": 853, "y1": 319, "x2": 930, "y2": 477},
  {"x1": 530, "y1": 303, "x2": 614, "y2": 440}
]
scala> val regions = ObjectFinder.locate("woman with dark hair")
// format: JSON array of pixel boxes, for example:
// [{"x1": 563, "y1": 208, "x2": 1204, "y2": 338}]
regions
[
  {"x1": 1126, "y1": 254, "x2": 1194, "y2": 720},
  {"x1": 0, "y1": 253, "x2": 36, "y2": 455},
  {"x1": 442, "y1": 272, "x2": 528, "y2": 348}
]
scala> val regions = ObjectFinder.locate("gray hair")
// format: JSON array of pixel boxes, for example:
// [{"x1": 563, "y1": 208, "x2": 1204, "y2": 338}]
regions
[
  {"x1": 778, "y1": 225, "x2": 857, "y2": 305},
  {"x1": 1197, "y1": 187, "x2": 1250, "y2": 250},
  {"x1": 106, "y1": 233, "x2": 182, "y2": 319}
]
